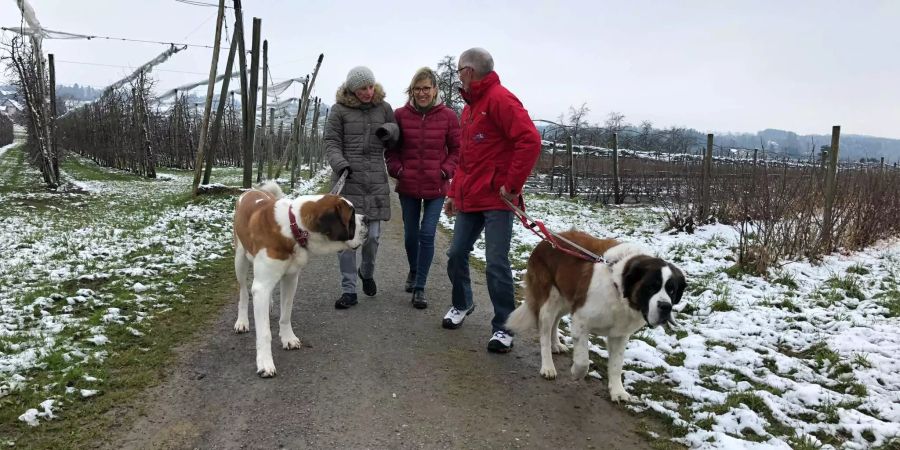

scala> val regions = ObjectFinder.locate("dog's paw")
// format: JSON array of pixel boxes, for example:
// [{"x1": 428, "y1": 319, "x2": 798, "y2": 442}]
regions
[
  {"x1": 570, "y1": 362, "x2": 590, "y2": 380},
  {"x1": 256, "y1": 358, "x2": 276, "y2": 378},
  {"x1": 551, "y1": 341, "x2": 568, "y2": 354},
  {"x1": 609, "y1": 388, "x2": 633, "y2": 403},
  {"x1": 281, "y1": 335, "x2": 302, "y2": 350},
  {"x1": 540, "y1": 365, "x2": 558, "y2": 380},
  {"x1": 234, "y1": 320, "x2": 250, "y2": 333}
]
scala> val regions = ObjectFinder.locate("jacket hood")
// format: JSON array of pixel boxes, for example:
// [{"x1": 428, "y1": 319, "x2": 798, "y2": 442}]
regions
[{"x1": 335, "y1": 82, "x2": 386, "y2": 108}]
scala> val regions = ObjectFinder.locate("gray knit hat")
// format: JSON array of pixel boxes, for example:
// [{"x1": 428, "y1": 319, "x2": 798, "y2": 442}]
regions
[{"x1": 345, "y1": 66, "x2": 375, "y2": 91}]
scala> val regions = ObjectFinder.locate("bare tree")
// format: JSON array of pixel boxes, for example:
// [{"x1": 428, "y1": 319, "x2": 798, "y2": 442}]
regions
[
  {"x1": 3, "y1": 35, "x2": 57, "y2": 187},
  {"x1": 605, "y1": 111, "x2": 627, "y2": 134},
  {"x1": 436, "y1": 55, "x2": 464, "y2": 115},
  {"x1": 0, "y1": 114, "x2": 12, "y2": 146},
  {"x1": 567, "y1": 102, "x2": 590, "y2": 144},
  {"x1": 638, "y1": 120, "x2": 654, "y2": 151}
]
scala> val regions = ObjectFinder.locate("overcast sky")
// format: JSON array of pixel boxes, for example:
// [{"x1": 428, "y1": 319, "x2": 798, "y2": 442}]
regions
[{"x1": 2, "y1": 0, "x2": 898, "y2": 139}]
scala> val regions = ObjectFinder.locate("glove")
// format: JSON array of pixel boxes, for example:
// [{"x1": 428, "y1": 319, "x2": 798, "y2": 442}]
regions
[
  {"x1": 375, "y1": 123, "x2": 399, "y2": 145},
  {"x1": 375, "y1": 126, "x2": 390, "y2": 142},
  {"x1": 340, "y1": 167, "x2": 352, "y2": 177}
]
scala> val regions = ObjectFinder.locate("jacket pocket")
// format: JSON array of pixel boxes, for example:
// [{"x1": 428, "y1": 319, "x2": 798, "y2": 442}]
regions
[{"x1": 466, "y1": 164, "x2": 497, "y2": 201}]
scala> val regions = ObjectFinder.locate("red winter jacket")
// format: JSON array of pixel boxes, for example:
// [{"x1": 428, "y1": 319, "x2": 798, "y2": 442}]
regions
[
  {"x1": 449, "y1": 71, "x2": 541, "y2": 212},
  {"x1": 386, "y1": 101, "x2": 460, "y2": 199}
]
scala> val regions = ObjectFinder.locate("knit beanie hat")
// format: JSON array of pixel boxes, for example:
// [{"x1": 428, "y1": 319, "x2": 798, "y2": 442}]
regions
[{"x1": 345, "y1": 66, "x2": 375, "y2": 91}]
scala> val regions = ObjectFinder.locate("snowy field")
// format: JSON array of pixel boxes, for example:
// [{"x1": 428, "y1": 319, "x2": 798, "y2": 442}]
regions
[
  {"x1": 441, "y1": 196, "x2": 900, "y2": 449},
  {"x1": 4, "y1": 137, "x2": 898, "y2": 448},
  {"x1": 0, "y1": 141, "x2": 327, "y2": 430}
]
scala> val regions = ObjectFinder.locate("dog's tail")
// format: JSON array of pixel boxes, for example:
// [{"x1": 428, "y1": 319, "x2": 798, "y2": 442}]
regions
[
  {"x1": 256, "y1": 180, "x2": 284, "y2": 200},
  {"x1": 506, "y1": 257, "x2": 552, "y2": 333},
  {"x1": 506, "y1": 303, "x2": 536, "y2": 335}
]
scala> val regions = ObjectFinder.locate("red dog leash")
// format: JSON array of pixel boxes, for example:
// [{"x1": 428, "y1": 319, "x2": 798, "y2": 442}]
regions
[{"x1": 501, "y1": 196, "x2": 607, "y2": 264}]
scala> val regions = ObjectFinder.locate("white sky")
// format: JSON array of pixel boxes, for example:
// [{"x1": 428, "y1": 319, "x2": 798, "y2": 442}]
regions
[{"x1": 2, "y1": 0, "x2": 899, "y2": 139}]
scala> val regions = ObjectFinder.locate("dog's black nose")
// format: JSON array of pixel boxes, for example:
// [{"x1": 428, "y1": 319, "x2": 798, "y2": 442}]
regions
[{"x1": 658, "y1": 302, "x2": 672, "y2": 314}]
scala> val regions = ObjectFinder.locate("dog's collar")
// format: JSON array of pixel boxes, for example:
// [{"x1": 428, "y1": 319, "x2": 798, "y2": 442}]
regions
[{"x1": 287, "y1": 205, "x2": 309, "y2": 248}]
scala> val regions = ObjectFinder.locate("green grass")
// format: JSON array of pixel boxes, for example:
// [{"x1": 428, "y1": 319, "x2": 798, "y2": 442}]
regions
[
  {"x1": 702, "y1": 391, "x2": 794, "y2": 441},
  {"x1": 771, "y1": 272, "x2": 799, "y2": 290},
  {"x1": 665, "y1": 352, "x2": 686, "y2": 367},
  {"x1": 763, "y1": 296, "x2": 801, "y2": 313},
  {"x1": 0, "y1": 147, "x2": 242, "y2": 447},
  {"x1": 710, "y1": 298, "x2": 734, "y2": 312},
  {"x1": 871, "y1": 438, "x2": 900, "y2": 450},
  {"x1": 0, "y1": 257, "x2": 236, "y2": 449},
  {"x1": 874, "y1": 288, "x2": 900, "y2": 318},
  {"x1": 852, "y1": 353, "x2": 872, "y2": 369},
  {"x1": 706, "y1": 340, "x2": 738, "y2": 352},
  {"x1": 825, "y1": 274, "x2": 866, "y2": 301},
  {"x1": 788, "y1": 433, "x2": 824, "y2": 450}
]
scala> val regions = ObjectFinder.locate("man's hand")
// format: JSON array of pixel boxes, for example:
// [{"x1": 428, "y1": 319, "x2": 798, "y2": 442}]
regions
[
  {"x1": 444, "y1": 198, "x2": 456, "y2": 217},
  {"x1": 500, "y1": 185, "x2": 517, "y2": 203}
]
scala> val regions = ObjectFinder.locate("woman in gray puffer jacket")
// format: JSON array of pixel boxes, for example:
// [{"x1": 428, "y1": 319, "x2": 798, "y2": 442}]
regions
[{"x1": 325, "y1": 66, "x2": 399, "y2": 309}]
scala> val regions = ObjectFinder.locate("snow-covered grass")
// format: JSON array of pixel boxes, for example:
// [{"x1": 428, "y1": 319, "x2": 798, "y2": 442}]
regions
[
  {"x1": 441, "y1": 194, "x2": 900, "y2": 449},
  {"x1": 0, "y1": 141, "x2": 330, "y2": 444}
]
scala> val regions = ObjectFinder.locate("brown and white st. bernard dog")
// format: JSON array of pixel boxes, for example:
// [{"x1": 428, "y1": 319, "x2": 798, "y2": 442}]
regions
[
  {"x1": 233, "y1": 181, "x2": 366, "y2": 377},
  {"x1": 507, "y1": 230, "x2": 686, "y2": 402}
]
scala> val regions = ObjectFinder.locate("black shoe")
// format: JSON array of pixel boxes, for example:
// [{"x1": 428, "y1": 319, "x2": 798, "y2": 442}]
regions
[
  {"x1": 358, "y1": 269, "x2": 377, "y2": 297},
  {"x1": 334, "y1": 293, "x2": 358, "y2": 309},
  {"x1": 411, "y1": 289, "x2": 427, "y2": 309},
  {"x1": 404, "y1": 271, "x2": 416, "y2": 293}
]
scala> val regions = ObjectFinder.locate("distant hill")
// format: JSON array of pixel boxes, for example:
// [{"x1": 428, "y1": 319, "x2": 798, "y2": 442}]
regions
[
  {"x1": 536, "y1": 121, "x2": 900, "y2": 163},
  {"x1": 55, "y1": 83, "x2": 102, "y2": 102},
  {"x1": 717, "y1": 129, "x2": 900, "y2": 162}
]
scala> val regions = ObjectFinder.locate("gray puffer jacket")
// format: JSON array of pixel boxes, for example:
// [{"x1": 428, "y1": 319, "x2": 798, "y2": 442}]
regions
[{"x1": 325, "y1": 83, "x2": 399, "y2": 221}]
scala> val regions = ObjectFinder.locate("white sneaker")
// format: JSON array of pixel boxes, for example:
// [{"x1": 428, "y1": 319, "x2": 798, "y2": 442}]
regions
[
  {"x1": 442, "y1": 305, "x2": 475, "y2": 329},
  {"x1": 487, "y1": 330, "x2": 514, "y2": 353}
]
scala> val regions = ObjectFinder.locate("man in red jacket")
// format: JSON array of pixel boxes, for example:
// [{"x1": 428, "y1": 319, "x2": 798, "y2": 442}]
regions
[{"x1": 441, "y1": 47, "x2": 541, "y2": 353}]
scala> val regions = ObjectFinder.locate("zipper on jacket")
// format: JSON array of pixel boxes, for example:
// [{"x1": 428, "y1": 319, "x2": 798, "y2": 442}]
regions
[{"x1": 419, "y1": 114, "x2": 426, "y2": 198}]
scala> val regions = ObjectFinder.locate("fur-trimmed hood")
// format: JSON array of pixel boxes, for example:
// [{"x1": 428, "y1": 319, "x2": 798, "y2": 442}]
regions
[{"x1": 335, "y1": 83, "x2": 386, "y2": 109}]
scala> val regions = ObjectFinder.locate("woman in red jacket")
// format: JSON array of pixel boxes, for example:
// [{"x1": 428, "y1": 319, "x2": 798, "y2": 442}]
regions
[{"x1": 386, "y1": 67, "x2": 460, "y2": 309}]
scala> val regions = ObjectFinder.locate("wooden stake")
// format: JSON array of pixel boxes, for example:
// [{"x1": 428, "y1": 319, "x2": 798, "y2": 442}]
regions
[
  {"x1": 243, "y1": 17, "x2": 261, "y2": 188},
  {"x1": 203, "y1": 27, "x2": 239, "y2": 185},
  {"x1": 612, "y1": 132, "x2": 621, "y2": 204},
  {"x1": 256, "y1": 39, "x2": 268, "y2": 182},
  {"x1": 567, "y1": 135, "x2": 575, "y2": 198},
  {"x1": 191, "y1": 0, "x2": 226, "y2": 195},
  {"x1": 822, "y1": 125, "x2": 840, "y2": 252},
  {"x1": 48, "y1": 53, "x2": 59, "y2": 180}
]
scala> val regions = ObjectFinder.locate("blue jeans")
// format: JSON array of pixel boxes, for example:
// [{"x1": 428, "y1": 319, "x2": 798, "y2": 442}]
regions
[
  {"x1": 446, "y1": 209, "x2": 515, "y2": 333},
  {"x1": 399, "y1": 195, "x2": 445, "y2": 291}
]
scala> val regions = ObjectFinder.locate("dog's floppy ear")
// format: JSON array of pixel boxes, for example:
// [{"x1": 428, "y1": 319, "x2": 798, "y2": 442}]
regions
[
  {"x1": 622, "y1": 257, "x2": 646, "y2": 302},
  {"x1": 322, "y1": 206, "x2": 353, "y2": 241},
  {"x1": 667, "y1": 264, "x2": 687, "y2": 304},
  {"x1": 342, "y1": 203, "x2": 355, "y2": 242},
  {"x1": 315, "y1": 200, "x2": 353, "y2": 242}
]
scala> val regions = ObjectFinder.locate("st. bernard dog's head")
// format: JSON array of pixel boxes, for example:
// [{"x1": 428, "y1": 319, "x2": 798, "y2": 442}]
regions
[
  {"x1": 621, "y1": 255, "x2": 686, "y2": 327},
  {"x1": 299, "y1": 194, "x2": 367, "y2": 253}
]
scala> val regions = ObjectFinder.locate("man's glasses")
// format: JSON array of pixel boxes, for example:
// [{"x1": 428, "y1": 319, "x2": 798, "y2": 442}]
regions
[{"x1": 456, "y1": 66, "x2": 472, "y2": 75}]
